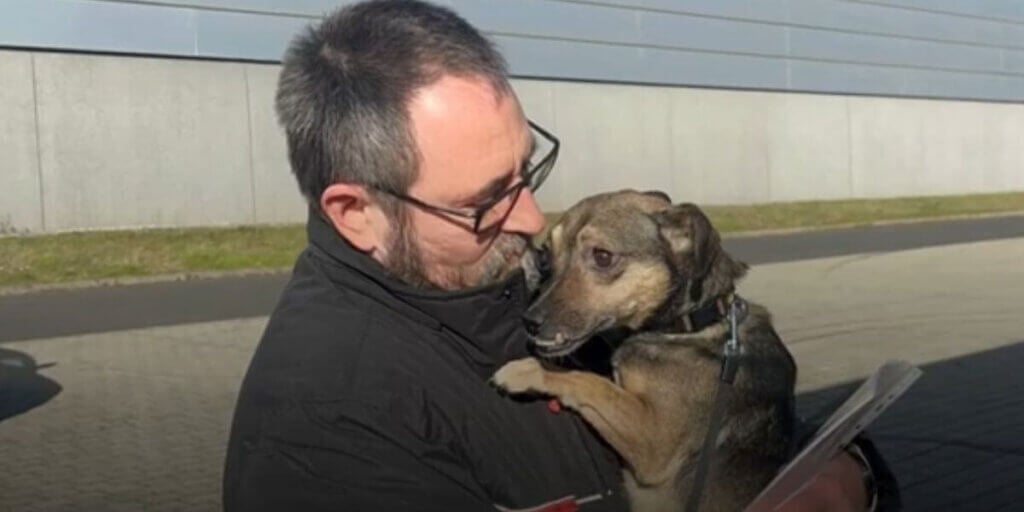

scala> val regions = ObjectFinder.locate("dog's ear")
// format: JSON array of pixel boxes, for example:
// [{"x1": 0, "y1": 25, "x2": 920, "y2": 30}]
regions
[
  {"x1": 652, "y1": 203, "x2": 716, "y2": 274},
  {"x1": 653, "y1": 203, "x2": 748, "y2": 303},
  {"x1": 652, "y1": 203, "x2": 746, "y2": 280}
]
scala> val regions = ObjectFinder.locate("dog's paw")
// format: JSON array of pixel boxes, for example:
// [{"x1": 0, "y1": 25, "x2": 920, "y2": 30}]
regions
[{"x1": 491, "y1": 357, "x2": 547, "y2": 394}]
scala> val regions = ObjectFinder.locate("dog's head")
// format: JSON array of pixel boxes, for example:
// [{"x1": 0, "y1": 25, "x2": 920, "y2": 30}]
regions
[{"x1": 523, "y1": 189, "x2": 747, "y2": 357}]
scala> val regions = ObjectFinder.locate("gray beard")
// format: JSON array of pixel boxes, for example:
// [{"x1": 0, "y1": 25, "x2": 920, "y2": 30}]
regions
[{"x1": 382, "y1": 219, "x2": 529, "y2": 291}]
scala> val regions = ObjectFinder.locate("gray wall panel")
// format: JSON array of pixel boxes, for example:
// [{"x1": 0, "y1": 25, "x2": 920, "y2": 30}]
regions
[
  {"x1": 95, "y1": 0, "x2": 346, "y2": 16},
  {"x1": 788, "y1": 60, "x2": 906, "y2": 97},
  {"x1": 491, "y1": 34, "x2": 789, "y2": 89},
  {"x1": 902, "y1": 67, "x2": 1024, "y2": 101},
  {"x1": 850, "y1": 0, "x2": 1024, "y2": 23},
  {"x1": 194, "y1": 9, "x2": 309, "y2": 60},
  {"x1": 1005, "y1": 24, "x2": 1024, "y2": 48},
  {"x1": 453, "y1": 0, "x2": 642, "y2": 47},
  {"x1": 788, "y1": 27, "x2": 1005, "y2": 74},
  {"x1": 2, "y1": 0, "x2": 1024, "y2": 102},
  {"x1": 1005, "y1": 49, "x2": 1024, "y2": 72},
  {"x1": 453, "y1": 0, "x2": 788, "y2": 56},
  {"x1": 0, "y1": 0, "x2": 197, "y2": 56},
  {"x1": 570, "y1": 0, "x2": 790, "y2": 23},
  {"x1": 636, "y1": 10, "x2": 786, "y2": 55},
  {"x1": 787, "y1": 0, "x2": 1017, "y2": 48}
]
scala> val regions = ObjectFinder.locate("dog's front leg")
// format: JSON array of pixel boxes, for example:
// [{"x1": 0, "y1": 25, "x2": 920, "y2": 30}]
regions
[{"x1": 493, "y1": 358, "x2": 670, "y2": 486}]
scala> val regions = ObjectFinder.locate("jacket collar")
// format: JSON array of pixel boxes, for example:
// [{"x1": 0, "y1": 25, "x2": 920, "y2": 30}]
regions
[{"x1": 306, "y1": 209, "x2": 533, "y2": 377}]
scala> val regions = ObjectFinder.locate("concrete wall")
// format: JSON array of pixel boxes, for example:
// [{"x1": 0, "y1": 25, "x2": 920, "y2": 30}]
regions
[
  {"x1": 529, "y1": 81, "x2": 1024, "y2": 209},
  {"x1": 0, "y1": 50, "x2": 302, "y2": 234},
  {"x1": 3, "y1": 0, "x2": 1024, "y2": 102},
  {"x1": 2, "y1": 49, "x2": 1022, "y2": 234},
  {"x1": 0, "y1": 51, "x2": 42, "y2": 234}
]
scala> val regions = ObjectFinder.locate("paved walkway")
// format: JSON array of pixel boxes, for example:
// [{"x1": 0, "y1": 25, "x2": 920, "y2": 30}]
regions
[
  {"x1": 0, "y1": 320, "x2": 258, "y2": 511},
  {"x1": 751, "y1": 236, "x2": 1024, "y2": 511},
  {"x1": 1, "y1": 235, "x2": 1022, "y2": 511}
]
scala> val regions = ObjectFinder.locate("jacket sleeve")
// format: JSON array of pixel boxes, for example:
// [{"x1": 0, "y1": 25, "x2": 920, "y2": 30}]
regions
[
  {"x1": 848, "y1": 432, "x2": 901, "y2": 511},
  {"x1": 225, "y1": 395, "x2": 494, "y2": 512},
  {"x1": 790, "y1": 417, "x2": 901, "y2": 511}
]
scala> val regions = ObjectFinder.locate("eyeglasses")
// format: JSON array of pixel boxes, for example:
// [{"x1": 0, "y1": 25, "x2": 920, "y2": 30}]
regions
[{"x1": 374, "y1": 120, "x2": 559, "y2": 233}]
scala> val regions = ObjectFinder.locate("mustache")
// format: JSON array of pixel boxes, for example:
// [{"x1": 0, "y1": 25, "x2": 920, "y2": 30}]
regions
[{"x1": 476, "y1": 234, "x2": 530, "y2": 285}]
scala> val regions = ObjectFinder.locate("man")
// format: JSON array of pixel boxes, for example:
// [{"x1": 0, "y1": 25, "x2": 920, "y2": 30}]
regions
[{"x1": 222, "y1": 1, "x2": 898, "y2": 510}]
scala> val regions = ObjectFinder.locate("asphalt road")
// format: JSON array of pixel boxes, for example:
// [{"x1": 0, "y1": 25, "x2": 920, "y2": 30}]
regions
[{"x1": 1, "y1": 214, "x2": 1022, "y2": 343}]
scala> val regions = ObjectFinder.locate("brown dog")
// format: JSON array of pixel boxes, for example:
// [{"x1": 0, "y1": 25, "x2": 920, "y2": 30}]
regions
[{"x1": 493, "y1": 190, "x2": 797, "y2": 512}]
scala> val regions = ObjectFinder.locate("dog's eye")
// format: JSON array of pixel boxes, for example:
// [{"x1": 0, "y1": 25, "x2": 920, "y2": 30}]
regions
[{"x1": 592, "y1": 248, "x2": 615, "y2": 269}]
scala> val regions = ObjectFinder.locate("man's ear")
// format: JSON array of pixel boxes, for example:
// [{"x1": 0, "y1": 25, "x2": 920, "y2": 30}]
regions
[
  {"x1": 651, "y1": 203, "x2": 719, "y2": 278},
  {"x1": 320, "y1": 183, "x2": 388, "y2": 253}
]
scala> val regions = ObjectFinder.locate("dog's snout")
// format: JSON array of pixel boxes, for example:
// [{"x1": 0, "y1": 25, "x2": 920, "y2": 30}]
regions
[{"x1": 522, "y1": 308, "x2": 545, "y2": 336}]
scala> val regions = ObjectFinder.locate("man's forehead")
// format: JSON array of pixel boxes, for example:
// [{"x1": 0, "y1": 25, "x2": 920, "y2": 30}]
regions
[
  {"x1": 407, "y1": 76, "x2": 529, "y2": 198},
  {"x1": 408, "y1": 74, "x2": 515, "y2": 121}
]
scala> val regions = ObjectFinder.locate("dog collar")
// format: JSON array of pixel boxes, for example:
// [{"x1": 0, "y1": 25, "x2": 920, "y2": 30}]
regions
[{"x1": 681, "y1": 294, "x2": 743, "y2": 333}]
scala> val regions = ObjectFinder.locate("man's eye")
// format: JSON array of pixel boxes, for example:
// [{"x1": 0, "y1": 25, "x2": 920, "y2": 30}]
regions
[{"x1": 470, "y1": 197, "x2": 499, "y2": 211}]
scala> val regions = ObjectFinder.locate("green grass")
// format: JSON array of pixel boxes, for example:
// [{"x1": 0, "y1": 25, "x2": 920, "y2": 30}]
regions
[
  {"x1": 0, "y1": 226, "x2": 306, "y2": 288},
  {"x1": 700, "y1": 192, "x2": 1024, "y2": 233},
  {"x1": 2, "y1": 192, "x2": 1023, "y2": 288}
]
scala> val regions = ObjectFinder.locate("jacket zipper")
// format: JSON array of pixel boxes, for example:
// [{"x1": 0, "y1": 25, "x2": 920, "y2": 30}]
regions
[{"x1": 569, "y1": 415, "x2": 620, "y2": 507}]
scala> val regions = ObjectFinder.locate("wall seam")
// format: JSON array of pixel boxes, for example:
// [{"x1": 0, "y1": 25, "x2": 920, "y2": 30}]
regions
[
  {"x1": 242, "y1": 65, "x2": 257, "y2": 223},
  {"x1": 30, "y1": 53, "x2": 46, "y2": 232}
]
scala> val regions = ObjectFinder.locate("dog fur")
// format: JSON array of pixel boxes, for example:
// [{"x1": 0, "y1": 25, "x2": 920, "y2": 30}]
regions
[{"x1": 493, "y1": 190, "x2": 797, "y2": 512}]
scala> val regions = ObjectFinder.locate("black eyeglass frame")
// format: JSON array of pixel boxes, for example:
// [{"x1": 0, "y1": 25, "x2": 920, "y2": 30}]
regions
[{"x1": 372, "y1": 120, "x2": 560, "y2": 233}]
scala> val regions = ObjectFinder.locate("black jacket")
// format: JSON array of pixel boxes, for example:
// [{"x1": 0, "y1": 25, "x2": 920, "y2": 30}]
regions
[
  {"x1": 222, "y1": 212, "x2": 629, "y2": 511},
  {"x1": 223, "y1": 211, "x2": 900, "y2": 511}
]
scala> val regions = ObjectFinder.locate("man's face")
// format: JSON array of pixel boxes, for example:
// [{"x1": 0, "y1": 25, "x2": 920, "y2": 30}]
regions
[{"x1": 378, "y1": 75, "x2": 547, "y2": 290}]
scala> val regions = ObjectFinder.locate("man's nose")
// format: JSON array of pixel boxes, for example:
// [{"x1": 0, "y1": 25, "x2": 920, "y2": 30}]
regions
[{"x1": 502, "y1": 189, "x2": 546, "y2": 236}]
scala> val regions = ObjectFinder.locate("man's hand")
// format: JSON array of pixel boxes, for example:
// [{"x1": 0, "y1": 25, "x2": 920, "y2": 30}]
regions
[{"x1": 775, "y1": 451, "x2": 870, "y2": 512}]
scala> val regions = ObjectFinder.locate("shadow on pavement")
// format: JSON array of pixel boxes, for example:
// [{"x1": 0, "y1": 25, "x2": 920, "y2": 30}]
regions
[
  {"x1": 797, "y1": 340, "x2": 1024, "y2": 512},
  {"x1": 0, "y1": 347, "x2": 62, "y2": 422}
]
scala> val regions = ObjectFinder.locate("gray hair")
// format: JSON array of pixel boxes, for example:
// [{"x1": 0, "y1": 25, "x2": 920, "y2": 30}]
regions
[{"x1": 275, "y1": 0, "x2": 512, "y2": 210}]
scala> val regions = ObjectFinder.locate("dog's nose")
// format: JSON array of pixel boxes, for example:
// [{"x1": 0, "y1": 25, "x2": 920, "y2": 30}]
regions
[
  {"x1": 536, "y1": 245, "x2": 552, "y2": 279},
  {"x1": 522, "y1": 309, "x2": 545, "y2": 336}
]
